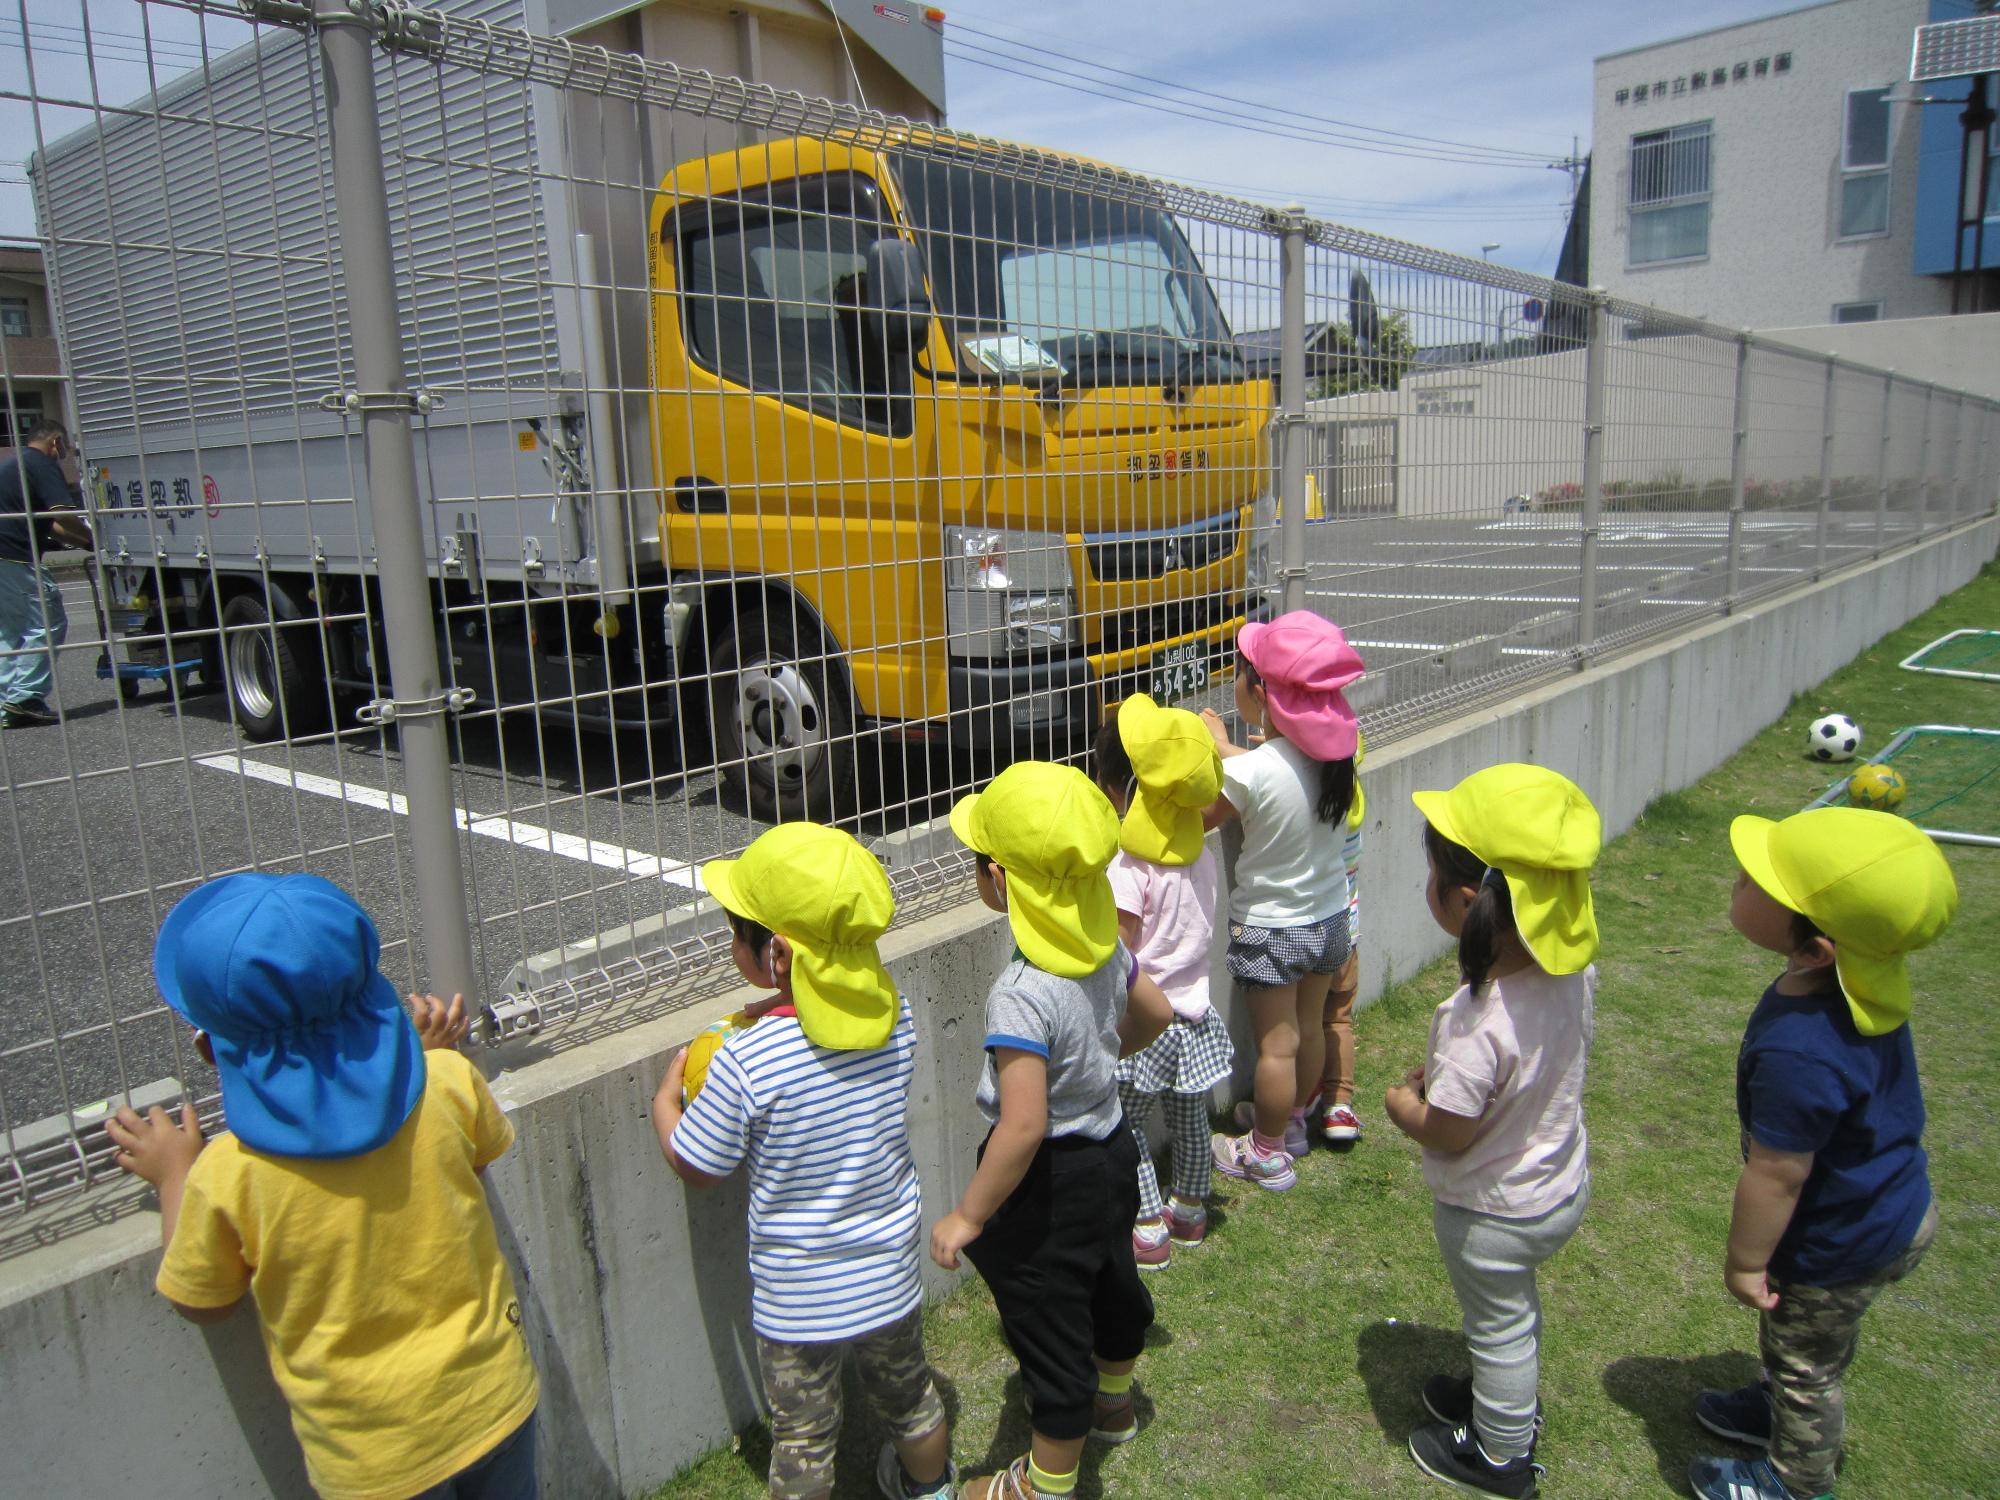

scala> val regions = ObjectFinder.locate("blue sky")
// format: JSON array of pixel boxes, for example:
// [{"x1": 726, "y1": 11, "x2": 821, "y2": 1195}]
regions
[
  {"x1": 938, "y1": 0, "x2": 1801, "y2": 273},
  {"x1": 1, "y1": 0, "x2": 1799, "y2": 268}
]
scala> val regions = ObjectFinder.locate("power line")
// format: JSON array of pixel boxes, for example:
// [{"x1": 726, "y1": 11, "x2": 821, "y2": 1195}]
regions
[
  {"x1": 944, "y1": 41, "x2": 1557, "y2": 170},
  {"x1": 941, "y1": 0, "x2": 1580, "y2": 155},
  {"x1": 948, "y1": 20, "x2": 1555, "y2": 166}
]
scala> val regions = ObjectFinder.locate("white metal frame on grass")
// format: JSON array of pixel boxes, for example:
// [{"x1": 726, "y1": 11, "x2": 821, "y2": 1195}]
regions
[
  {"x1": 1809, "y1": 723, "x2": 2000, "y2": 847},
  {"x1": 1898, "y1": 629, "x2": 2000, "y2": 683}
]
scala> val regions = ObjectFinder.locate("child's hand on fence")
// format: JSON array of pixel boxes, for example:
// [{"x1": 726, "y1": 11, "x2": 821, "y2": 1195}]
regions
[
  {"x1": 929, "y1": 1210, "x2": 983, "y2": 1271},
  {"x1": 409, "y1": 992, "x2": 470, "y2": 1050},
  {"x1": 106, "y1": 1101, "x2": 205, "y2": 1188},
  {"x1": 1198, "y1": 707, "x2": 1231, "y2": 749}
]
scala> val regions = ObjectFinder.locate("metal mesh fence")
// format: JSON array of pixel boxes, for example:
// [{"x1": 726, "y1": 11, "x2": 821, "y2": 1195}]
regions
[{"x1": 0, "y1": 0, "x2": 1994, "y2": 1223}]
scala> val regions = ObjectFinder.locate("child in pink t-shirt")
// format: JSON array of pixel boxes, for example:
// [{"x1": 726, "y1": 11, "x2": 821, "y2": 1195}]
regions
[
  {"x1": 1386, "y1": 765, "x2": 1602, "y2": 1500},
  {"x1": 1094, "y1": 696, "x2": 1232, "y2": 1271}
]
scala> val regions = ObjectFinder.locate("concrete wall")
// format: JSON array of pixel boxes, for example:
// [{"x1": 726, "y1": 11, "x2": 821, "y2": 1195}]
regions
[
  {"x1": 1589, "y1": 0, "x2": 1950, "y2": 329},
  {"x1": 1759, "y1": 311, "x2": 2000, "y2": 402},
  {"x1": 2, "y1": 514, "x2": 1994, "y2": 1498}
]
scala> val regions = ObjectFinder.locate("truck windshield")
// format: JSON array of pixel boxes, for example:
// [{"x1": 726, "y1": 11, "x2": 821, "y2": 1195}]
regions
[{"x1": 887, "y1": 150, "x2": 1242, "y2": 391}]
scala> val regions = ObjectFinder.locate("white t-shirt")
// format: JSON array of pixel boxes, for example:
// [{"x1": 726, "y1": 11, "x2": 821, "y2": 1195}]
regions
[
  {"x1": 1108, "y1": 847, "x2": 1218, "y2": 1021},
  {"x1": 1221, "y1": 737, "x2": 1349, "y2": 927},
  {"x1": 1421, "y1": 965, "x2": 1595, "y2": 1217},
  {"x1": 672, "y1": 1000, "x2": 924, "y2": 1342}
]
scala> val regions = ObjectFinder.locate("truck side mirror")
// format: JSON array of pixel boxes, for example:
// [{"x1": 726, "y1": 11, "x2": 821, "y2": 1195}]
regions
[{"x1": 862, "y1": 237, "x2": 933, "y2": 354}]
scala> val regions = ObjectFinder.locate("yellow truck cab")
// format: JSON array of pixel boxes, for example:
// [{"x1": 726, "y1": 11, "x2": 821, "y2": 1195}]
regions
[{"x1": 652, "y1": 134, "x2": 1274, "y2": 819}]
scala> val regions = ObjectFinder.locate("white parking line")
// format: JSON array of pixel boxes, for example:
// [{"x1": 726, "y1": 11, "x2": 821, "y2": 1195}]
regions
[{"x1": 197, "y1": 753, "x2": 699, "y2": 888}]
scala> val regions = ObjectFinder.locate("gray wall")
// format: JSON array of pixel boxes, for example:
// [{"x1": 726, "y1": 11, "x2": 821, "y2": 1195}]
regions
[
  {"x1": 1, "y1": 515, "x2": 1994, "y2": 1498},
  {"x1": 1758, "y1": 312, "x2": 2000, "y2": 402},
  {"x1": 1590, "y1": 0, "x2": 1948, "y2": 329}
]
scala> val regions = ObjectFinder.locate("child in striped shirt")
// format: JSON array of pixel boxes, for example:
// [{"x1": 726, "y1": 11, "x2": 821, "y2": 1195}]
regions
[{"x1": 653, "y1": 823, "x2": 954, "y2": 1500}]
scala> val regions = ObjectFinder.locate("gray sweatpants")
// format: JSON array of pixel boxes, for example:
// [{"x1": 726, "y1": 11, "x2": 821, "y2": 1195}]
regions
[{"x1": 1433, "y1": 1182, "x2": 1589, "y2": 1459}]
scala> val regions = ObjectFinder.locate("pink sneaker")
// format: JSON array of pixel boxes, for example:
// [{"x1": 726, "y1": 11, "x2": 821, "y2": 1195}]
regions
[
  {"x1": 1166, "y1": 1202, "x2": 1208, "y2": 1246},
  {"x1": 1211, "y1": 1131, "x2": 1297, "y2": 1191},
  {"x1": 1231, "y1": 1101, "x2": 1309, "y2": 1157},
  {"x1": 1132, "y1": 1222, "x2": 1171, "y2": 1272},
  {"x1": 1322, "y1": 1103, "x2": 1363, "y2": 1144}
]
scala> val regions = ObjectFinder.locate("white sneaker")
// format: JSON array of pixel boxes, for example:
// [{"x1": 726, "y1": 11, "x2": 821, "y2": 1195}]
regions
[
  {"x1": 1322, "y1": 1103, "x2": 1362, "y2": 1144},
  {"x1": 875, "y1": 1441, "x2": 956, "y2": 1500}
]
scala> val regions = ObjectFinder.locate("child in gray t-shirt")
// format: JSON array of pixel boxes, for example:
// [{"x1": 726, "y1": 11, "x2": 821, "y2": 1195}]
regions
[{"x1": 930, "y1": 762, "x2": 1172, "y2": 1500}]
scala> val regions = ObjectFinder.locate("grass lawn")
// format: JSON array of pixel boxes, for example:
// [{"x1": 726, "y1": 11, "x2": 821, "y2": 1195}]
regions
[{"x1": 650, "y1": 564, "x2": 2000, "y2": 1499}]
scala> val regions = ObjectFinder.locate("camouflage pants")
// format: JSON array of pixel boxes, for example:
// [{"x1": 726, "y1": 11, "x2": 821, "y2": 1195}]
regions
[
  {"x1": 1761, "y1": 1200, "x2": 1938, "y2": 1498},
  {"x1": 756, "y1": 1307, "x2": 945, "y2": 1499}
]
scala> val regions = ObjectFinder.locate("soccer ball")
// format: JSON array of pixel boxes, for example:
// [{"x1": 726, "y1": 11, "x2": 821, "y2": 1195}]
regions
[
  {"x1": 681, "y1": 1015, "x2": 742, "y2": 1104},
  {"x1": 1807, "y1": 713, "x2": 1862, "y2": 762},
  {"x1": 1847, "y1": 762, "x2": 1907, "y2": 811}
]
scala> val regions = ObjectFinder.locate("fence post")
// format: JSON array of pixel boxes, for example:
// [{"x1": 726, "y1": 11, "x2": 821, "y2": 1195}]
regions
[
  {"x1": 1275, "y1": 206, "x2": 1309, "y2": 616},
  {"x1": 1724, "y1": 332, "x2": 1750, "y2": 611},
  {"x1": 1577, "y1": 288, "x2": 1607, "y2": 657},
  {"x1": 1874, "y1": 371, "x2": 1894, "y2": 556},
  {"x1": 1914, "y1": 383, "x2": 1934, "y2": 540},
  {"x1": 314, "y1": 0, "x2": 478, "y2": 1002},
  {"x1": 1950, "y1": 393, "x2": 1969, "y2": 527},
  {"x1": 1814, "y1": 355, "x2": 1835, "y2": 579}
]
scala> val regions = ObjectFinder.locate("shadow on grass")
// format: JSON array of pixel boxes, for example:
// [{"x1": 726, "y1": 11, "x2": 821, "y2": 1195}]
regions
[
  {"x1": 1602, "y1": 1351, "x2": 1761, "y2": 1496},
  {"x1": 1354, "y1": 1318, "x2": 1465, "y2": 1441}
]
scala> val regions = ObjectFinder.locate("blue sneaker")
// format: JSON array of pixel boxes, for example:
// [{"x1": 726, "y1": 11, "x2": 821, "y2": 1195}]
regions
[{"x1": 1688, "y1": 1453, "x2": 1826, "y2": 1500}]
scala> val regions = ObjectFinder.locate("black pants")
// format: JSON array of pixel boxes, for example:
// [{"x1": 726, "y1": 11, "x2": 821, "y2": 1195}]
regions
[{"x1": 964, "y1": 1119, "x2": 1157, "y2": 1441}]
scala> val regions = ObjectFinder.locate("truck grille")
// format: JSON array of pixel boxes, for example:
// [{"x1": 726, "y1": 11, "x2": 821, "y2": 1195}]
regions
[
  {"x1": 1084, "y1": 516, "x2": 1239, "y2": 582},
  {"x1": 1097, "y1": 594, "x2": 1236, "y2": 656}
]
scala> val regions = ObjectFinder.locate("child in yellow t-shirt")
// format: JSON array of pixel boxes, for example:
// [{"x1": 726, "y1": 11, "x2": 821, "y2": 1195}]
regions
[{"x1": 107, "y1": 873, "x2": 540, "y2": 1500}]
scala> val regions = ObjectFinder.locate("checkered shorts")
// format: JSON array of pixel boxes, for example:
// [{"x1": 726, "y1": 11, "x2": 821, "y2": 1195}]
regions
[
  {"x1": 1226, "y1": 909, "x2": 1353, "y2": 989},
  {"x1": 1115, "y1": 1006, "x2": 1234, "y2": 1095}
]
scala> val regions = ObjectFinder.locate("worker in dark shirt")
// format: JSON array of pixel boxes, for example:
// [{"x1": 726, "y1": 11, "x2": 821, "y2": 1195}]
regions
[{"x1": 0, "y1": 422, "x2": 90, "y2": 726}]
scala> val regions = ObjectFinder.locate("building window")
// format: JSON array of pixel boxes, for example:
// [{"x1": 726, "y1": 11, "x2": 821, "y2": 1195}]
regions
[
  {"x1": 3, "y1": 395, "x2": 43, "y2": 442},
  {"x1": 1628, "y1": 121, "x2": 1712, "y2": 265},
  {"x1": 0, "y1": 298, "x2": 27, "y2": 337},
  {"x1": 1839, "y1": 87, "x2": 1890, "y2": 238},
  {"x1": 1832, "y1": 301, "x2": 1882, "y2": 323}
]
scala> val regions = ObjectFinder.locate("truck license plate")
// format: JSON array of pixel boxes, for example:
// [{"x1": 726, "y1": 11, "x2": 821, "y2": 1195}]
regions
[{"x1": 1149, "y1": 641, "x2": 1209, "y2": 704}]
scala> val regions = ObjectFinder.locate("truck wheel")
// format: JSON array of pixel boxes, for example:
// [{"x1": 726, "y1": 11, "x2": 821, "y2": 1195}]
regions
[
  {"x1": 220, "y1": 592, "x2": 326, "y2": 741},
  {"x1": 708, "y1": 605, "x2": 856, "y2": 824}
]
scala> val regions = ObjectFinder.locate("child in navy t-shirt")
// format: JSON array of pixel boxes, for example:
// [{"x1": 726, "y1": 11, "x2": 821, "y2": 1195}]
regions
[{"x1": 1688, "y1": 808, "x2": 1958, "y2": 1500}]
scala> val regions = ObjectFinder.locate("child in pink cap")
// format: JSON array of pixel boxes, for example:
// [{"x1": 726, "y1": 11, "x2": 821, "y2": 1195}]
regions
[{"x1": 1200, "y1": 610, "x2": 1364, "y2": 1191}]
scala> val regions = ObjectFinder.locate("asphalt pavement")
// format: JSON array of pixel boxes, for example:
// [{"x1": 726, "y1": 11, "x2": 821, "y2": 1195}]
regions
[{"x1": 0, "y1": 504, "x2": 1915, "y2": 1153}]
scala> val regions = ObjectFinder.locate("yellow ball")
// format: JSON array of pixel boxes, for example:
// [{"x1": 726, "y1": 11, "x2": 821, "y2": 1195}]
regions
[
  {"x1": 1847, "y1": 762, "x2": 1907, "y2": 811},
  {"x1": 681, "y1": 1016, "x2": 741, "y2": 1104}
]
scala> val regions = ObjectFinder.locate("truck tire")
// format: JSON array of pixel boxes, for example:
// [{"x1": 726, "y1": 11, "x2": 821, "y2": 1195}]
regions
[
  {"x1": 708, "y1": 604, "x2": 855, "y2": 824},
  {"x1": 220, "y1": 592, "x2": 327, "y2": 741}
]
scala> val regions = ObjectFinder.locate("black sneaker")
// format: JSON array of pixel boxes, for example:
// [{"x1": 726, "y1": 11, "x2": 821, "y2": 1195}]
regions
[
  {"x1": 1422, "y1": 1375, "x2": 1546, "y2": 1433},
  {"x1": 1694, "y1": 1379, "x2": 1772, "y2": 1448},
  {"x1": 1408, "y1": 1419, "x2": 1543, "y2": 1498},
  {"x1": 2, "y1": 698, "x2": 55, "y2": 726}
]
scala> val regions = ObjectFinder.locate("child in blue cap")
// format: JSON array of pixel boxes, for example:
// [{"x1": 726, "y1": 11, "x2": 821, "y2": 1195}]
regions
[{"x1": 107, "y1": 873, "x2": 540, "y2": 1500}]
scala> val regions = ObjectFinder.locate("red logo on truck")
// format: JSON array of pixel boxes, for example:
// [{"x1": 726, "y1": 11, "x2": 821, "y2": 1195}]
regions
[{"x1": 202, "y1": 475, "x2": 221, "y2": 518}]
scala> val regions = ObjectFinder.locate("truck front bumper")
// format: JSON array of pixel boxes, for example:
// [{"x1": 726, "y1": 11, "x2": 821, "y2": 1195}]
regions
[{"x1": 933, "y1": 593, "x2": 1273, "y2": 754}]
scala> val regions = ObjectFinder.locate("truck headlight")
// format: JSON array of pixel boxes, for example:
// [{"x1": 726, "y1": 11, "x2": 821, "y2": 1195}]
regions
[{"x1": 944, "y1": 526, "x2": 1075, "y2": 658}]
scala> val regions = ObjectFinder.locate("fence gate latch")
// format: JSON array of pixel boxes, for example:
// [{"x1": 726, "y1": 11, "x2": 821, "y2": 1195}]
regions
[
  {"x1": 355, "y1": 685, "x2": 475, "y2": 727},
  {"x1": 318, "y1": 388, "x2": 437, "y2": 417}
]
